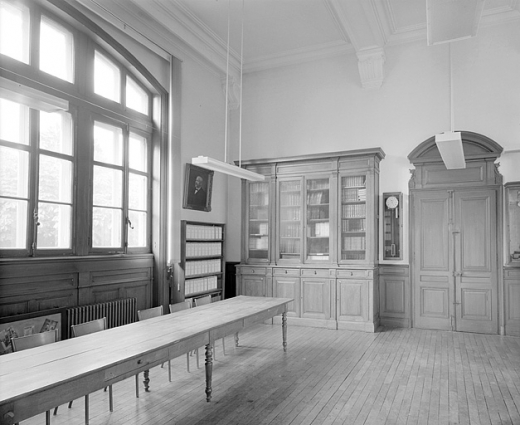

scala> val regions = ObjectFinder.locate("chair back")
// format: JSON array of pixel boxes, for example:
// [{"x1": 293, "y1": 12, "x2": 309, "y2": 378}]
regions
[
  {"x1": 71, "y1": 317, "x2": 107, "y2": 337},
  {"x1": 169, "y1": 300, "x2": 192, "y2": 313},
  {"x1": 194, "y1": 295, "x2": 212, "y2": 307},
  {"x1": 137, "y1": 305, "x2": 164, "y2": 321},
  {"x1": 11, "y1": 329, "x2": 58, "y2": 352}
]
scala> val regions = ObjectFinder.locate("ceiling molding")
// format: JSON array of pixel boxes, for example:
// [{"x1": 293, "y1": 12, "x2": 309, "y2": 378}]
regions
[
  {"x1": 356, "y1": 48, "x2": 386, "y2": 89},
  {"x1": 244, "y1": 41, "x2": 354, "y2": 74}
]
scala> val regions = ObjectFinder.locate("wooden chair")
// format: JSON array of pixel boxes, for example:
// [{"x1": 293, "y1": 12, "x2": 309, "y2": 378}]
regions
[
  {"x1": 55, "y1": 318, "x2": 111, "y2": 425},
  {"x1": 194, "y1": 295, "x2": 226, "y2": 359},
  {"x1": 11, "y1": 330, "x2": 58, "y2": 425},
  {"x1": 137, "y1": 306, "x2": 171, "y2": 388},
  {"x1": 169, "y1": 300, "x2": 199, "y2": 371}
]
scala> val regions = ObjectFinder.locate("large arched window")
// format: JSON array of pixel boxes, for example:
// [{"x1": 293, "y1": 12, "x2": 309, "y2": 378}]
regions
[{"x1": 0, "y1": 0, "x2": 163, "y2": 257}]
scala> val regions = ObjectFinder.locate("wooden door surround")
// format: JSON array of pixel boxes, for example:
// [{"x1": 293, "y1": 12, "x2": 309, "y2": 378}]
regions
[{"x1": 408, "y1": 131, "x2": 503, "y2": 334}]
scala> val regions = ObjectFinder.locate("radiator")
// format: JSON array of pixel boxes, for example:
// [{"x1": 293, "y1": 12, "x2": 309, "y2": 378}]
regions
[{"x1": 66, "y1": 298, "x2": 137, "y2": 338}]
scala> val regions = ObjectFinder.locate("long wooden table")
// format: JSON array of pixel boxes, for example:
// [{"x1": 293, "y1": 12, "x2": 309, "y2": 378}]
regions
[{"x1": 0, "y1": 296, "x2": 292, "y2": 425}]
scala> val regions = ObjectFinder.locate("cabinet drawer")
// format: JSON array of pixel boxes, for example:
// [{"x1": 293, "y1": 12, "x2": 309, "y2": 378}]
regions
[
  {"x1": 301, "y1": 269, "x2": 331, "y2": 278},
  {"x1": 239, "y1": 267, "x2": 267, "y2": 275},
  {"x1": 273, "y1": 268, "x2": 300, "y2": 277},
  {"x1": 337, "y1": 269, "x2": 373, "y2": 279}
]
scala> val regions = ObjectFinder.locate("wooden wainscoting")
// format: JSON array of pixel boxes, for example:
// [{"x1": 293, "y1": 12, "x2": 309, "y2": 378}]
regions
[
  {"x1": 379, "y1": 264, "x2": 410, "y2": 328},
  {"x1": 0, "y1": 255, "x2": 153, "y2": 319}
]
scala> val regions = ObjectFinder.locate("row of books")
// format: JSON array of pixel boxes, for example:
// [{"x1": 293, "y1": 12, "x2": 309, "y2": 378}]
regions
[
  {"x1": 342, "y1": 204, "x2": 366, "y2": 218},
  {"x1": 306, "y1": 191, "x2": 329, "y2": 205},
  {"x1": 249, "y1": 236, "x2": 269, "y2": 250},
  {"x1": 342, "y1": 218, "x2": 366, "y2": 232},
  {"x1": 342, "y1": 176, "x2": 366, "y2": 188},
  {"x1": 186, "y1": 224, "x2": 223, "y2": 240},
  {"x1": 250, "y1": 182, "x2": 268, "y2": 193},
  {"x1": 280, "y1": 239, "x2": 300, "y2": 254},
  {"x1": 185, "y1": 259, "x2": 221, "y2": 277},
  {"x1": 281, "y1": 223, "x2": 301, "y2": 238},
  {"x1": 249, "y1": 207, "x2": 269, "y2": 220},
  {"x1": 251, "y1": 222, "x2": 269, "y2": 235},
  {"x1": 343, "y1": 236, "x2": 366, "y2": 250},
  {"x1": 342, "y1": 188, "x2": 366, "y2": 202},
  {"x1": 307, "y1": 207, "x2": 329, "y2": 219},
  {"x1": 281, "y1": 207, "x2": 301, "y2": 221},
  {"x1": 281, "y1": 193, "x2": 302, "y2": 206},
  {"x1": 310, "y1": 222, "x2": 329, "y2": 237},
  {"x1": 250, "y1": 192, "x2": 269, "y2": 206},
  {"x1": 185, "y1": 275, "x2": 218, "y2": 296},
  {"x1": 185, "y1": 242, "x2": 222, "y2": 258}
]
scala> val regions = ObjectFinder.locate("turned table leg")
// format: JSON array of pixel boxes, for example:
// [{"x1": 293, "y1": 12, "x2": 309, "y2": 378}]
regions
[
  {"x1": 282, "y1": 312, "x2": 287, "y2": 352},
  {"x1": 143, "y1": 369, "x2": 150, "y2": 392},
  {"x1": 205, "y1": 343, "x2": 213, "y2": 401}
]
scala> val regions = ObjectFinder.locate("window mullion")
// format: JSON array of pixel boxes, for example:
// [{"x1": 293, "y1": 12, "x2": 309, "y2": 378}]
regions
[{"x1": 29, "y1": 108, "x2": 39, "y2": 255}]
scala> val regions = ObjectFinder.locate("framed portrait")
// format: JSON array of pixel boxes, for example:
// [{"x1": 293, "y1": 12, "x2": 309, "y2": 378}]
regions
[{"x1": 183, "y1": 164, "x2": 213, "y2": 212}]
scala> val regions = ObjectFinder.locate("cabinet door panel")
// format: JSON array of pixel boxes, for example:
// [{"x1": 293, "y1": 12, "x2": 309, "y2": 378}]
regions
[
  {"x1": 301, "y1": 278, "x2": 331, "y2": 320},
  {"x1": 273, "y1": 276, "x2": 300, "y2": 317},
  {"x1": 337, "y1": 279, "x2": 368, "y2": 322},
  {"x1": 241, "y1": 275, "x2": 268, "y2": 297}
]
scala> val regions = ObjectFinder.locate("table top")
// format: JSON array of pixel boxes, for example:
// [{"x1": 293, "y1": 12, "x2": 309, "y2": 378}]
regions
[{"x1": 0, "y1": 296, "x2": 291, "y2": 406}]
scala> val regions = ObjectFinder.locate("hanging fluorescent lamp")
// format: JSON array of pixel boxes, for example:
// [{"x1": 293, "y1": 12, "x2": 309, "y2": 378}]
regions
[
  {"x1": 435, "y1": 131, "x2": 465, "y2": 169},
  {"x1": 192, "y1": 156, "x2": 265, "y2": 181},
  {"x1": 434, "y1": 43, "x2": 465, "y2": 169},
  {"x1": 192, "y1": 0, "x2": 264, "y2": 182}
]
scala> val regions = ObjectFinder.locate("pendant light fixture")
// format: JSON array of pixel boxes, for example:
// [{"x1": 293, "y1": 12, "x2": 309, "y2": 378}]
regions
[
  {"x1": 434, "y1": 43, "x2": 465, "y2": 169},
  {"x1": 192, "y1": 0, "x2": 264, "y2": 182}
]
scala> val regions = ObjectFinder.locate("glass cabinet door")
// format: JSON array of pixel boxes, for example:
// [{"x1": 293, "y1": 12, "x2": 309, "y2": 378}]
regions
[
  {"x1": 247, "y1": 181, "x2": 269, "y2": 261},
  {"x1": 306, "y1": 178, "x2": 330, "y2": 261},
  {"x1": 278, "y1": 179, "x2": 302, "y2": 261},
  {"x1": 340, "y1": 175, "x2": 367, "y2": 261},
  {"x1": 506, "y1": 182, "x2": 520, "y2": 264}
]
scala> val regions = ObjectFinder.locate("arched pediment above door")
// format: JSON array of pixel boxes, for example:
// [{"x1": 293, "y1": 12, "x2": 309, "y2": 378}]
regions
[
  {"x1": 408, "y1": 131, "x2": 503, "y2": 190},
  {"x1": 408, "y1": 131, "x2": 503, "y2": 166}
]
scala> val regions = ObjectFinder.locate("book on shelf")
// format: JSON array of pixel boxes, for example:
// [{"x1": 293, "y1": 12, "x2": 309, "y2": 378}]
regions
[
  {"x1": 185, "y1": 259, "x2": 221, "y2": 277},
  {"x1": 186, "y1": 224, "x2": 222, "y2": 240}
]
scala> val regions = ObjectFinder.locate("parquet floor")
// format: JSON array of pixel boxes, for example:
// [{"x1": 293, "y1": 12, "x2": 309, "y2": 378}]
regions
[{"x1": 23, "y1": 325, "x2": 520, "y2": 425}]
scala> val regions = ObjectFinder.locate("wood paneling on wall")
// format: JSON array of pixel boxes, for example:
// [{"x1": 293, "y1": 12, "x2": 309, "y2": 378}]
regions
[
  {"x1": 379, "y1": 264, "x2": 410, "y2": 328},
  {"x1": 0, "y1": 255, "x2": 153, "y2": 318}
]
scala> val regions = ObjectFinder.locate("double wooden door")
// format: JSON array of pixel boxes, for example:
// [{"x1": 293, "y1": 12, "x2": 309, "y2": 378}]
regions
[{"x1": 412, "y1": 189, "x2": 498, "y2": 334}]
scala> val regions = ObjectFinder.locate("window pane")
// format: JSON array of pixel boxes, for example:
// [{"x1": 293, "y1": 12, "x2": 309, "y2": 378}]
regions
[
  {"x1": 126, "y1": 77, "x2": 148, "y2": 114},
  {"x1": 94, "y1": 51, "x2": 120, "y2": 102},
  {"x1": 0, "y1": 146, "x2": 29, "y2": 198},
  {"x1": 128, "y1": 210, "x2": 146, "y2": 248},
  {"x1": 40, "y1": 111, "x2": 73, "y2": 155},
  {"x1": 38, "y1": 155, "x2": 72, "y2": 203},
  {"x1": 0, "y1": 1, "x2": 29, "y2": 63},
  {"x1": 93, "y1": 166, "x2": 122, "y2": 207},
  {"x1": 0, "y1": 198, "x2": 27, "y2": 248},
  {"x1": 129, "y1": 133, "x2": 147, "y2": 172},
  {"x1": 129, "y1": 173, "x2": 147, "y2": 210},
  {"x1": 92, "y1": 207, "x2": 121, "y2": 248},
  {"x1": 0, "y1": 98, "x2": 29, "y2": 145},
  {"x1": 40, "y1": 16, "x2": 74, "y2": 82},
  {"x1": 37, "y1": 202, "x2": 71, "y2": 249},
  {"x1": 94, "y1": 121, "x2": 122, "y2": 165}
]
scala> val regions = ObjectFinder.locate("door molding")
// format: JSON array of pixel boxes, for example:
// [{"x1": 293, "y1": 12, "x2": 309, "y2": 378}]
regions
[{"x1": 408, "y1": 132, "x2": 504, "y2": 334}]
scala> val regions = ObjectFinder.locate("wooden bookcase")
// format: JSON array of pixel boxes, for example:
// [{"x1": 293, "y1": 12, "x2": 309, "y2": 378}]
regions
[
  {"x1": 176, "y1": 221, "x2": 225, "y2": 304},
  {"x1": 236, "y1": 148, "x2": 384, "y2": 332}
]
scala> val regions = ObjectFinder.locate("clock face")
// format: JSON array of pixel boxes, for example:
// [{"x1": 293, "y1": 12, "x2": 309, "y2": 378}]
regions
[{"x1": 386, "y1": 196, "x2": 399, "y2": 209}]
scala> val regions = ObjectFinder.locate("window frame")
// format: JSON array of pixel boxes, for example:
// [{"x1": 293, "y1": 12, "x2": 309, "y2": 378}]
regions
[{"x1": 0, "y1": 0, "x2": 158, "y2": 259}]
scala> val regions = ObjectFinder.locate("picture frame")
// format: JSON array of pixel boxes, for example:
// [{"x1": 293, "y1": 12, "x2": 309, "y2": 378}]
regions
[{"x1": 183, "y1": 163, "x2": 213, "y2": 212}]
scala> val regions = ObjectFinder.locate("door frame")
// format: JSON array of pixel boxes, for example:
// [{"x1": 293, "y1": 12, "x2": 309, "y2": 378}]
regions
[{"x1": 408, "y1": 131, "x2": 504, "y2": 334}]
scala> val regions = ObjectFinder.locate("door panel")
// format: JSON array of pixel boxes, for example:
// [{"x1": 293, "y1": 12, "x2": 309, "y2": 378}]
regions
[
  {"x1": 413, "y1": 191, "x2": 452, "y2": 330},
  {"x1": 454, "y1": 190, "x2": 497, "y2": 334},
  {"x1": 412, "y1": 189, "x2": 498, "y2": 334}
]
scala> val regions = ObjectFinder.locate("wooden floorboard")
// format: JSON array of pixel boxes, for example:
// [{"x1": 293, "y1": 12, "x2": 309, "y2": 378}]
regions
[{"x1": 21, "y1": 325, "x2": 520, "y2": 425}]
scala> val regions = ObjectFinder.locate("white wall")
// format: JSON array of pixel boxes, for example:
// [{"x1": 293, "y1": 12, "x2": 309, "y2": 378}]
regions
[{"x1": 224, "y1": 21, "x2": 520, "y2": 263}]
